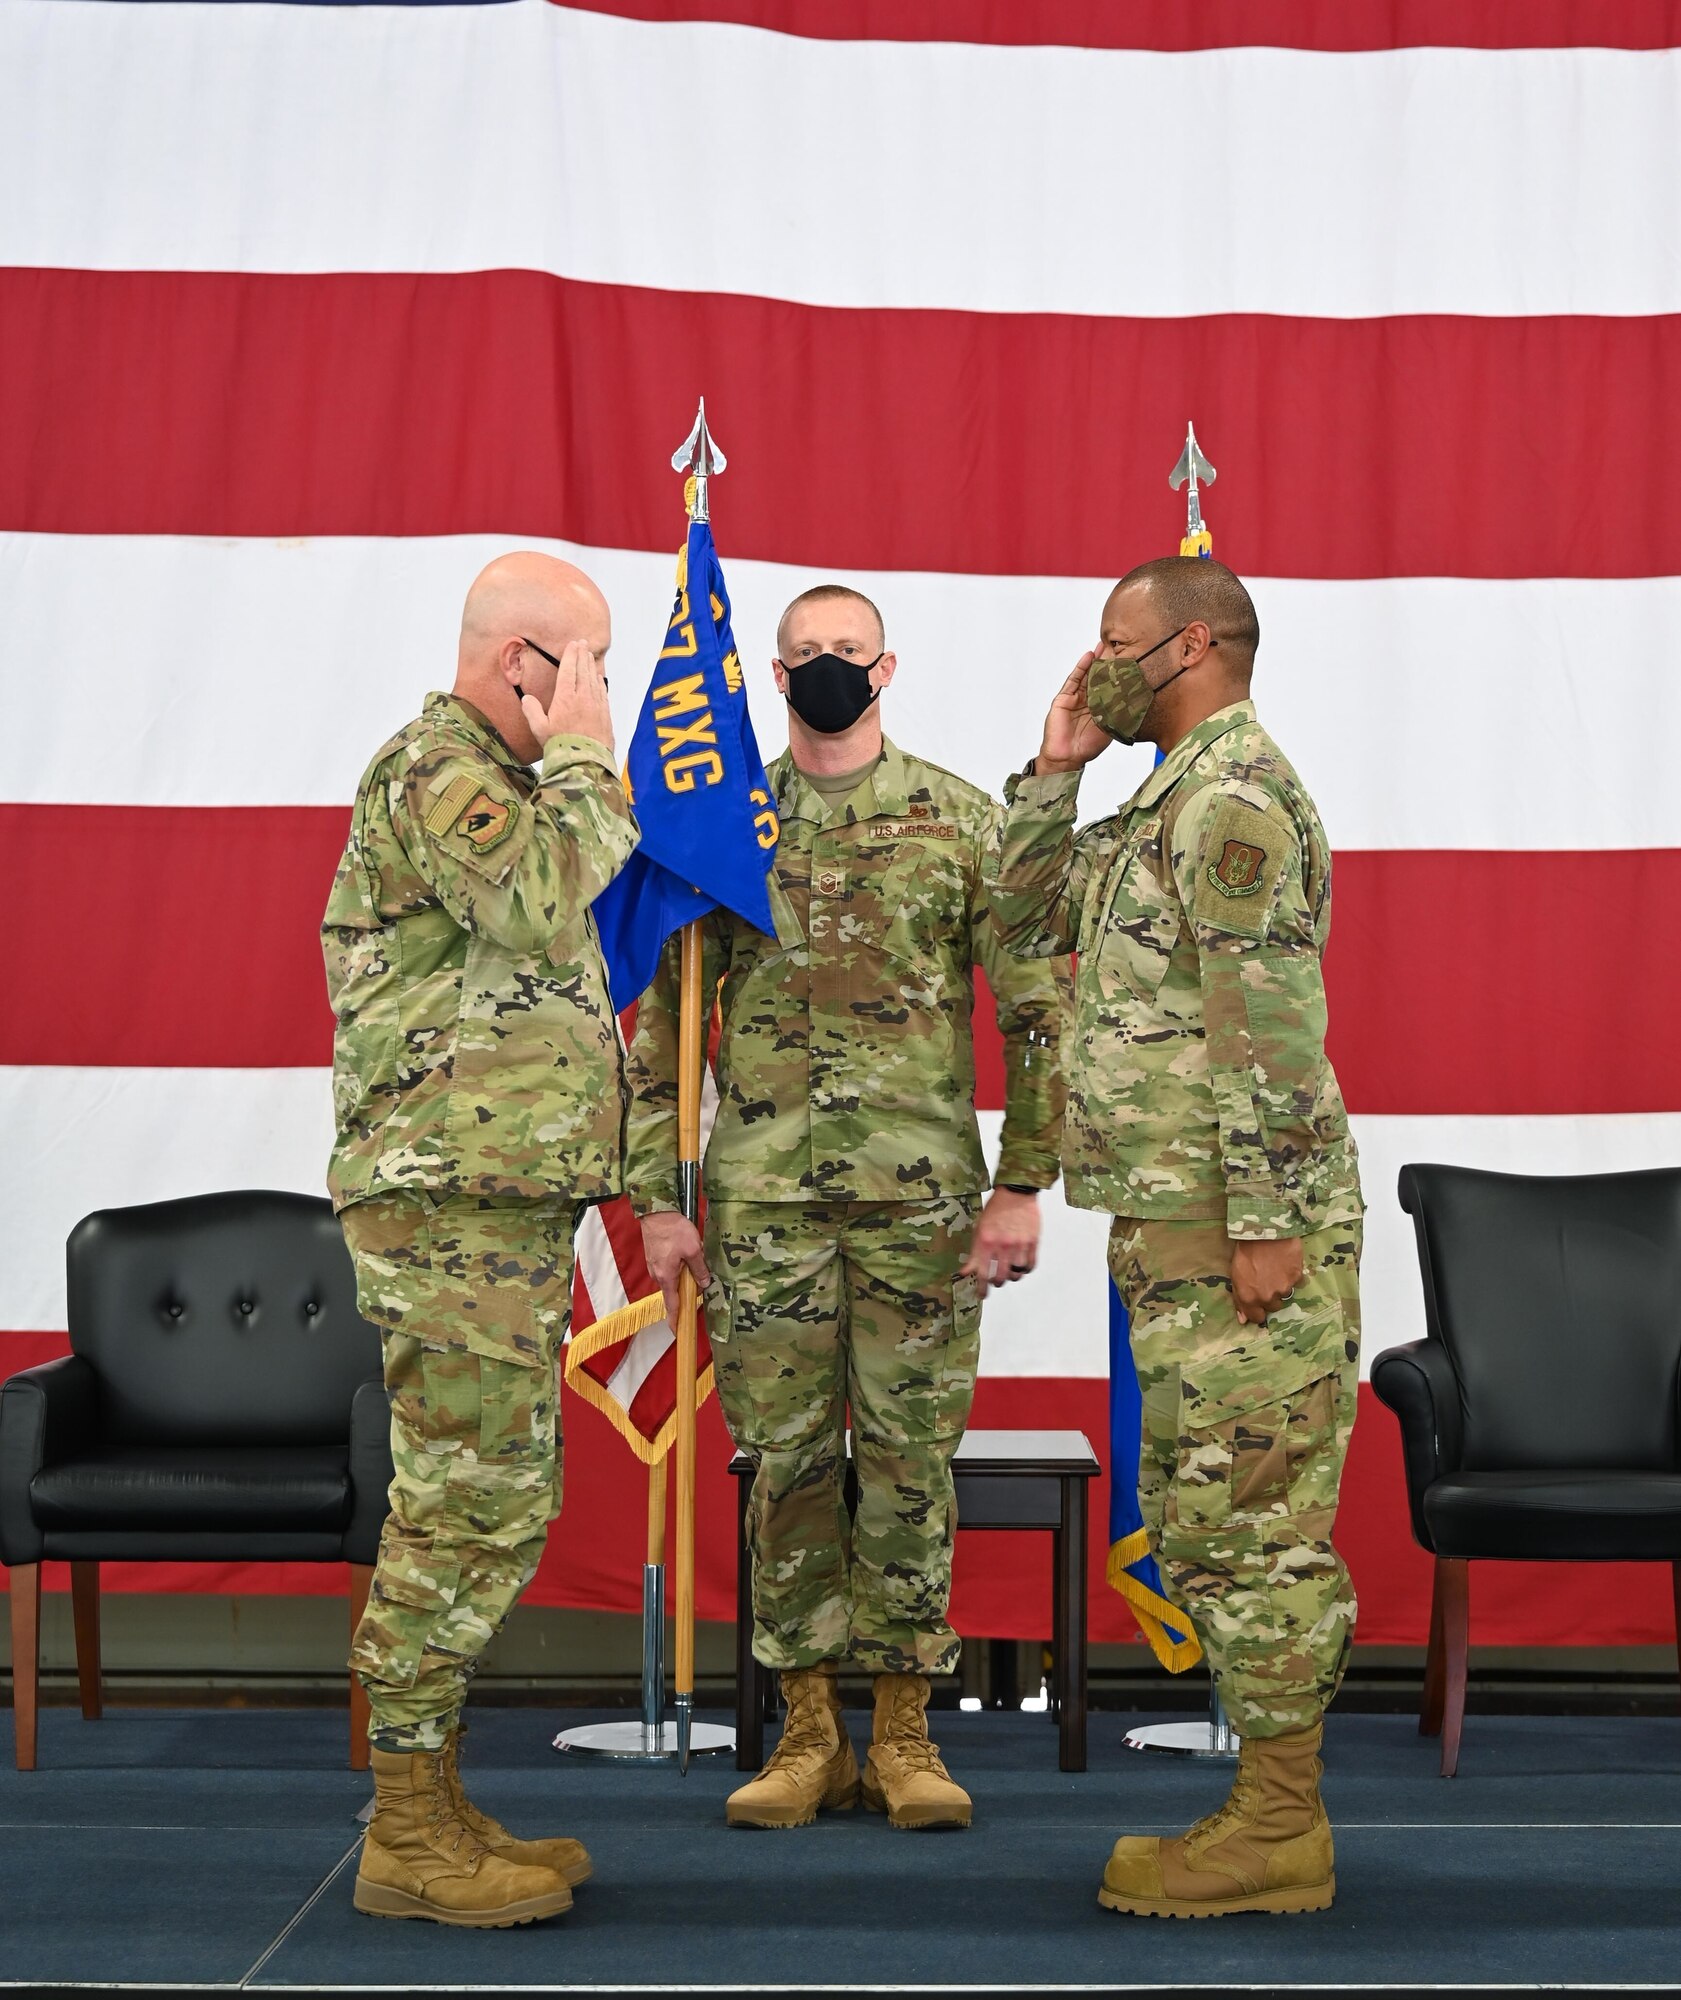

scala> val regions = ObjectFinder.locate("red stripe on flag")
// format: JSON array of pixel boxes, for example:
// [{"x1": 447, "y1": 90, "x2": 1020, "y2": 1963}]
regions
[
  {"x1": 1, "y1": 805, "x2": 344, "y2": 1069},
  {"x1": 558, "y1": 0, "x2": 1681, "y2": 50},
  {"x1": 4, "y1": 270, "x2": 1678, "y2": 580},
  {"x1": 5, "y1": 806, "x2": 1680, "y2": 1116}
]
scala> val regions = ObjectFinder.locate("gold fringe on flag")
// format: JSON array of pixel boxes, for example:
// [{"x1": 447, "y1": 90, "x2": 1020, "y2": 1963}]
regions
[
  {"x1": 563, "y1": 1290, "x2": 716, "y2": 1467},
  {"x1": 1106, "y1": 1527, "x2": 1204, "y2": 1673}
]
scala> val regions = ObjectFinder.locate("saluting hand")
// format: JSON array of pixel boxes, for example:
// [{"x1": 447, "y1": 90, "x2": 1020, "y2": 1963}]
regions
[
  {"x1": 522, "y1": 639, "x2": 615, "y2": 756},
  {"x1": 1033, "y1": 651, "x2": 1110, "y2": 776}
]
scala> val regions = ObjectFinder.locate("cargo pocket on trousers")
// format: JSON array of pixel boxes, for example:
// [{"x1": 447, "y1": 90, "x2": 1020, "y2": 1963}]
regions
[
  {"x1": 351, "y1": 1550, "x2": 463, "y2": 1690},
  {"x1": 933, "y1": 1271, "x2": 983, "y2": 1442}
]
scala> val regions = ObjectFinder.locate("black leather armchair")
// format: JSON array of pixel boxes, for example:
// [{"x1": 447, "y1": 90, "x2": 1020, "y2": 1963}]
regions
[
  {"x1": 1373, "y1": 1163, "x2": 1681, "y2": 1775},
  {"x1": 1, "y1": 1191, "x2": 392, "y2": 1770}
]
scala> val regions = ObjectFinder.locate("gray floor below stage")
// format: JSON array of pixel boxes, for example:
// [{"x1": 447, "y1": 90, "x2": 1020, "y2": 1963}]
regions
[{"x1": 0, "y1": 1706, "x2": 1677, "y2": 1988}]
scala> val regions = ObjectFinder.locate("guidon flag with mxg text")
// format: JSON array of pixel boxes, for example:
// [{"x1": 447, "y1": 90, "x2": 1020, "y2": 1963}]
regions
[{"x1": 1, "y1": 0, "x2": 1678, "y2": 1648}]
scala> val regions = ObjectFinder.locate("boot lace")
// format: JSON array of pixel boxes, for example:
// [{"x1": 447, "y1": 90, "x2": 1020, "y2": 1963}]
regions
[
  {"x1": 879, "y1": 1683, "x2": 952, "y2": 1777},
  {"x1": 421, "y1": 1751, "x2": 492, "y2": 1865},
  {"x1": 1183, "y1": 1750, "x2": 1262, "y2": 1856},
  {"x1": 761, "y1": 1680, "x2": 835, "y2": 1776}
]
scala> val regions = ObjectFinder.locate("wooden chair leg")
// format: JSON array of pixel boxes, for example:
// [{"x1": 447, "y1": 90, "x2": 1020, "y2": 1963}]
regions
[
  {"x1": 70, "y1": 1562, "x2": 102, "y2": 1721},
  {"x1": 1419, "y1": 1557, "x2": 1446, "y2": 1738},
  {"x1": 1438, "y1": 1557, "x2": 1470, "y2": 1778},
  {"x1": 8, "y1": 1564, "x2": 40, "y2": 1771},
  {"x1": 348, "y1": 1563, "x2": 373, "y2": 1772},
  {"x1": 1057, "y1": 1473, "x2": 1089, "y2": 1773},
  {"x1": 1672, "y1": 1560, "x2": 1681, "y2": 1714}
]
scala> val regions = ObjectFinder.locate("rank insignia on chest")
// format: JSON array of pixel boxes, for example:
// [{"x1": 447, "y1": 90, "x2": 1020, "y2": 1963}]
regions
[{"x1": 1207, "y1": 837, "x2": 1267, "y2": 897}]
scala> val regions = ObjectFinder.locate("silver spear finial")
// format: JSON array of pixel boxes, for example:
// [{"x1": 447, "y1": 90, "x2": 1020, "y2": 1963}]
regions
[
  {"x1": 1169, "y1": 421, "x2": 1217, "y2": 557},
  {"x1": 671, "y1": 397, "x2": 727, "y2": 523}
]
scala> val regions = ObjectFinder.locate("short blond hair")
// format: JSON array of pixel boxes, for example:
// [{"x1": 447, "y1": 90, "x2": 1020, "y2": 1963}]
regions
[{"x1": 776, "y1": 583, "x2": 886, "y2": 659}]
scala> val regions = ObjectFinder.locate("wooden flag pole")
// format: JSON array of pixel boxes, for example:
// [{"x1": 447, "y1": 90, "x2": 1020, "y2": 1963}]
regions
[{"x1": 672, "y1": 916, "x2": 705, "y2": 1772}]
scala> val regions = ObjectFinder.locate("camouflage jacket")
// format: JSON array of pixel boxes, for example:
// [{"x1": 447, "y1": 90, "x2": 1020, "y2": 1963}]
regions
[
  {"x1": 987, "y1": 701, "x2": 1360, "y2": 1237},
  {"x1": 322, "y1": 692, "x2": 638, "y2": 1210},
  {"x1": 624, "y1": 738, "x2": 1070, "y2": 1209}
]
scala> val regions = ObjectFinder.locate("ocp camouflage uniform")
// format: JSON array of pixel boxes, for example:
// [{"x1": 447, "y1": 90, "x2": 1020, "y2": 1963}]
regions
[
  {"x1": 625, "y1": 739, "x2": 1070, "y2": 1675},
  {"x1": 987, "y1": 699, "x2": 1361, "y2": 1737},
  {"x1": 323, "y1": 691, "x2": 636, "y2": 1750}
]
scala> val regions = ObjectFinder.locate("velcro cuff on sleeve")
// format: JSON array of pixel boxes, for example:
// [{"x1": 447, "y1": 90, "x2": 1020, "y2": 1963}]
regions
[{"x1": 540, "y1": 734, "x2": 621, "y2": 783}]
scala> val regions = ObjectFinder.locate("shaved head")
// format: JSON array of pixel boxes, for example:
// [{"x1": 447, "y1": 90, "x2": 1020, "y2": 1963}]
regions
[
  {"x1": 1106, "y1": 557, "x2": 1259, "y2": 674},
  {"x1": 455, "y1": 550, "x2": 612, "y2": 762},
  {"x1": 459, "y1": 551, "x2": 609, "y2": 665}
]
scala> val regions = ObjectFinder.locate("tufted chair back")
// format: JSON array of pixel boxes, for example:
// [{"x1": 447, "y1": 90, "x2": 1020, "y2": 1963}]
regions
[{"x1": 66, "y1": 1190, "x2": 378, "y2": 1447}]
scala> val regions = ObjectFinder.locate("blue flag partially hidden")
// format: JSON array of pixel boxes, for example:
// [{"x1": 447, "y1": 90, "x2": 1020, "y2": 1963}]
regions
[
  {"x1": 593, "y1": 519, "x2": 779, "y2": 1012},
  {"x1": 1107, "y1": 1277, "x2": 1202, "y2": 1672}
]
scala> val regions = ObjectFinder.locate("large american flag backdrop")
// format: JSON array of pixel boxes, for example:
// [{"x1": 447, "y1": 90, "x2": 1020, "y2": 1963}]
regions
[{"x1": 3, "y1": 0, "x2": 1679, "y2": 1652}]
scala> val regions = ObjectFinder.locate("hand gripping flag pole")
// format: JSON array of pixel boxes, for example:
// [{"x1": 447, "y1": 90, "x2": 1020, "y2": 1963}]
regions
[{"x1": 1120, "y1": 424, "x2": 1239, "y2": 1761}]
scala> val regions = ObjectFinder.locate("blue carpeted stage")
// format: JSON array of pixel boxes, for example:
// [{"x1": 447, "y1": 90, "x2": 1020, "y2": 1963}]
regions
[{"x1": 1, "y1": 1706, "x2": 1677, "y2": 1990}]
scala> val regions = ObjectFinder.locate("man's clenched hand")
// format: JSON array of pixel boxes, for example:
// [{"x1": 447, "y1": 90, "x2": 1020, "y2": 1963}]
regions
[
  {"x1": 959, "y1": 1188, "x2": 1042, "y2": 1291},
  {"x1": 639, "y1": 1210, "x2": 710, "y2": 1330},
  {"x1": 1230, "y1": 1237, "x2": 1305, "y2": 1327}
]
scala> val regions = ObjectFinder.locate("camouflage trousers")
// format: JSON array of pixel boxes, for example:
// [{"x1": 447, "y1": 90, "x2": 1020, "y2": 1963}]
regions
[
  {"x1": 1108, "y1": 1215, "x2": 1362, "y2": 1739},
  {"x1": 706, "y1": 1196, "x2": 982, "y2": 1676},
  {"x1": 340, "y1": 1192, "x2": 576, "y2": 1752}
]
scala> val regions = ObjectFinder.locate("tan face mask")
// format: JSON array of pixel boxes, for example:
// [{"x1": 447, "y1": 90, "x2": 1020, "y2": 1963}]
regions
[{"x1": 1084, "y1": 626, "x2": 1189, "y2": 744}]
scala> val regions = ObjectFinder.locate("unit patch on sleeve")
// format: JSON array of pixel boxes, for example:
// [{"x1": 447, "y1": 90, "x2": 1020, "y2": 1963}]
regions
[
  {"x1": 454, "y1": 792, "x2": 519, "y2": 851},
  {"x1": 1190, "y1": 795, "x2": 1289, "y2": 941},
  {"x1": 422, "y1": 770, "x2": 520, "y2": 855},
  {"x1": 1207, "y1": 837, "x2": 1267, "y2": 898}
]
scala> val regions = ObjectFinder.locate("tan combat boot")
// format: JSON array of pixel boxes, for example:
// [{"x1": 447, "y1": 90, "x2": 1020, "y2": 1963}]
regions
[
  {"x1": 726, "y1": 1664, "x2": 861, "y2": 1828},
  {"x1": 1099, "y1": 1721, "x2": 1334, "y2": 1917},
  {"x1": 442, "y1": 1726, "x2": 593, "y2": 1887},
  {"x1": 354, "y1": 1745, "x2": 573, "y2": 1926},
  {"x1": 861, "y1": 1673, "x2": 972, "y2": 1830}
]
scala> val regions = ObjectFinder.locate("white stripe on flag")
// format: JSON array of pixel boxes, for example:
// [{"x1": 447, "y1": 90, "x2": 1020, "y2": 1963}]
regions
[
  {"x1": 6, "y1": 534, "x2": 1680, "y2": 851},
  {"x1": 0, "y1": 6, "x2": 1676, "y2": 316},
  {"x1": 4, "y1": 1074, "x2": 1678, "y2": 1381},
  {"x1": 574, "y1": 1208, "x2": 631, "y2": 1321}
]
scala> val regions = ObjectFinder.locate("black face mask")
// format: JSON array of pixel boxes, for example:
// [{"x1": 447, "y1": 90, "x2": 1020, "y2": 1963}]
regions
[{"x1": 783, "y1": 652, "x2": 881, "y2": 735}]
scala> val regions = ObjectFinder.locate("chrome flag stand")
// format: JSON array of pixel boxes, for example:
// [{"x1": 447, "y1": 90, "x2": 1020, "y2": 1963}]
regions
[
  {"x1": 553, "y1": 1459, "x2": 732, "y2": 1763},
  {"x1": 1124, "y1": 1684, "x2": 1239, "y2": 1760}
]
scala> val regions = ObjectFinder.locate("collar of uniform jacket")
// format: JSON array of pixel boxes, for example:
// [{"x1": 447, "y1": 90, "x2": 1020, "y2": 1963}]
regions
[
  {"x1": 421, "y1": 689, "x2": 534, "y2": 785},
  {"x1": 1123, "y1": 698, "x2": 1258, "y2": 817},
  {"x1": 771, "y1": 736, "x2": 914, "y2": 824}
]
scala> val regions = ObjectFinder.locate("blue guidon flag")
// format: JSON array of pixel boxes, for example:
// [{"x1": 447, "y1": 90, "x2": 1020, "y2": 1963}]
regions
[
  {"x1": 1107, "y1": 1279, "x2": 1201, "y2": 1672},
  {"x1": 592, "y1": 517, "x2": 780, "y2": 1012}
]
